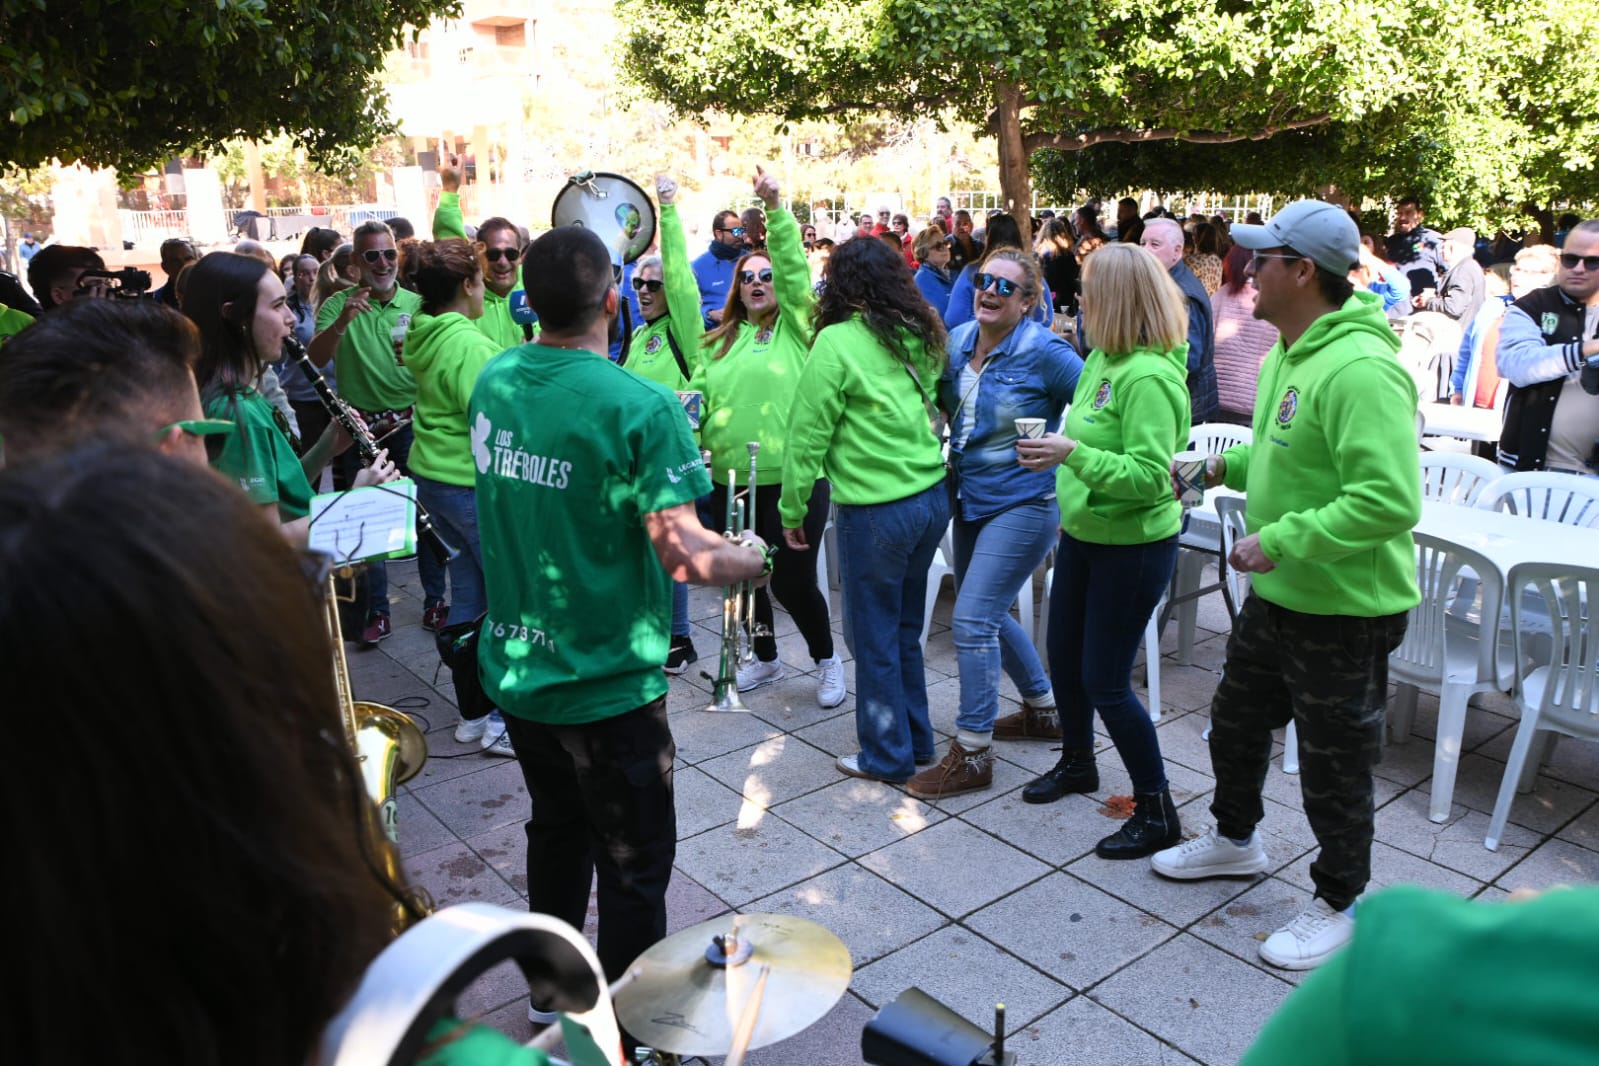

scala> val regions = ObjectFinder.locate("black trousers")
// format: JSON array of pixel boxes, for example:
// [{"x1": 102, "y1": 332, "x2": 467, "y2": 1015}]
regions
[
  {"x1": 500, "y1": 697, "x2": 675, "y2": 984},
  {"x1": 709, "y1": 478, "x2": 834, "y2": 662},
  {"x1": 1209, "y1": 592, "x2": 1407, "y2": 911}
]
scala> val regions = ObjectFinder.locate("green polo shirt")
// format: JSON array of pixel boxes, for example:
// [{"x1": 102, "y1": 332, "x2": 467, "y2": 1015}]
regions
[
  {"x1": 316, "y1": 286, "x2": 422, "y2": 412},
  {"x1": 471, "y1": 343, "x2": 711, "y2": 724},
  {"x1": 204, "y1": 388, "x2": 312, "y2": 520}
]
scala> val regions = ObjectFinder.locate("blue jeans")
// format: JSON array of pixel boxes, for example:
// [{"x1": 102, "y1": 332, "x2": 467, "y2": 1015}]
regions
[
  {"x1": 412, "y1": 474, "x2": 485, "y2": 627},
  {"x1": 952, "y1": 499, "x2": 1057, "y2": 733},
  {"x1": 356, "y1": 424, "x2": 448, "y2": 615},
  {"x1": 671, "y1": 580, "x2": 689, "y2": 639},
  {"x1": 838, "y1": 480, "x2": 949, "y2": 780},
  {"x1": 1047, "y1": 531, "x2": 1177, "y2": 793}
]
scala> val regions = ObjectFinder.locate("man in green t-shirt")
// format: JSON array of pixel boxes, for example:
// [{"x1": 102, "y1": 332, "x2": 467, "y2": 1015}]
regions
[
  {"x1": 471, "y1": 226, "x2": 768, "y2": 1034},
  {"x1": 1151, "y1": 201, "x2": 1421, "y2": 973},
  {"x1": 307, "y1": 218, "x2": 448, "y2": 642}
]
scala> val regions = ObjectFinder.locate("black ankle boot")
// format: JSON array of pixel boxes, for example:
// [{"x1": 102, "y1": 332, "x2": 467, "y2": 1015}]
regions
[
  {"x1": 1095, "y1": 788, "x2": 1181, "y2": 859},
  {"x1": 1021, "y1": 749, "x2": 1099, "y2": 804}
]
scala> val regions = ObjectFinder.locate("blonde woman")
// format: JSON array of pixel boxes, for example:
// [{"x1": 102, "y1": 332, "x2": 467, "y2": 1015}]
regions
[{"x1": 1015, "y1": 243, "x2": 1191, "y2": 859}]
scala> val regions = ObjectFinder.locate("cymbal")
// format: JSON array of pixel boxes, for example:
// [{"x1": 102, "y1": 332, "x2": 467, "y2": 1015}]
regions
[{"x1": 615, "y1": 913, "x2": 851, "y2": 1056}]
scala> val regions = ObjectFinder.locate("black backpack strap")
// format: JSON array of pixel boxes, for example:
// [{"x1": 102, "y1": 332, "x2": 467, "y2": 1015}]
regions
[{"x1": 664, "y1": 320, "x2": 692, "y2": 383}]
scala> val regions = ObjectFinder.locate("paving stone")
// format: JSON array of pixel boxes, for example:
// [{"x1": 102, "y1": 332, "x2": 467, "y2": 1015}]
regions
[
  {"x1": 394, "y1": 788, "x2": 459, "y2": 857},
  {"x1": 1019, "y1": 996, "x2": 1201, "y2": 1065},
  {"x1": 667, "y1": 706, "x2": 783, "y2": 766},
  {"x1": 699, "y1": 734, "x2": 843, "y2": 807},
  {"x1": 1090, "y1": 935, "x2": 1292, "y2": 1066},
  {"x1": 858, "y1": 818, "x2": 1051, "y2": 918},
  {"x1": 1387, "y1": 688, "x2": 1515, "y2": 753},
  {"x1": 1188, "y1": 876, "x2": 1316, "y2": 986},
  {"x1": 403, "y1": 840, "x2": 520, "y2": 909},
  {"x1": 666, "y1": 870, "x2": 731, "y2": 930},
  {"x1": 697, "y1": 991, "x2": 879, "y2": 1066},
  {"x1": 674, "y1": 764, "x2": 749, "y2": 838},
  {"x1": 674, "y1": 815, "x2": 846, "y2": 907},
  {"x1": 1151, "y1": 663, "x2": 1227, "y2": 716},
  {"x1": 1276, "y1": 839, "x2": 1484, "y2": 899},
  {"x1": 960, "y1": 791, "x2": 1109, "y2": 867},
  {"x1": 1558, "y1": 802, "x2": 1599, "y2": 854},
  {"x1": 853, "y1": 925, "x2": 1071, "y2": 1029},
  {"x1": 793, "y1": 711, "x2": 867, "y2": 760},
  {"x1": 454, "y1": 957, "x2": 533, "y2": 1019},
  {"x1": 966, "y1": 872, "x2": 1179, "y2": 991},
  {"x1": 1494, "y1": 838, "x2": 1599, "y2": 891},
  {"x1": 747, "y1": 863, "x2": 948, "y2": 966},
  {"x1": 1443, "y1": 752, "x2": 1597, "y2": 834},
  {"x1": 990, "y1": 729, "x2": 1115, "y2": 776},
  {"x1": 1373, "y1": 787, "x2": 1542, "y2": 883},
  {"x1": 464, "y1": 820, "x2": 529, "y2": 895},
  {"x1": 410, "y1": 759, "x2": 530, "y2": 838},
  {"x1": 1066, "y1": 850, "x2": 1259, "y2": 929},
  {"x1": 771, "y1": 777, "x2": 949, "y2": 858}
]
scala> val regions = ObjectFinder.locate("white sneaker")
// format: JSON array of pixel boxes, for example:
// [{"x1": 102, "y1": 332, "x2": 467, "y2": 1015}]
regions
[
  {"x1": 736, "y1": 657, "x2": 785, "y2": 692},
  {"x1": 1259, "y1": 898, "x2": 1355, "y2": 970},
  {"x1": 481, "y1": 717, "x2": 515, "y2": 758},
  {"x1": 528, "y1": 1003, "x2": 559, "y2": 1026},
  {"x1": 454, "y1": 715, "x2": 490, "y2": 743},
  {"x1": 1150, "y1": 828, "x2": 1270, "y2": 880},
  {"x1": 816, "y1": 656, "x2": 847, "y2": 708}
]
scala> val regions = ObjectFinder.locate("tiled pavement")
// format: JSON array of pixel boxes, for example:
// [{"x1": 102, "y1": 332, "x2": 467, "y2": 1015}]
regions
[{"x1": 357, "y1": 559, "x2": 1599, "y2": 1065}]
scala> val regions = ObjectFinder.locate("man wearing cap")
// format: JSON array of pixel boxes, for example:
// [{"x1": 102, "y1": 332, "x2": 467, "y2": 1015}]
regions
[
  {"x1": 1150, "y1": 200, "x2": 1421, "y2": 972},
  {"x1": 1417, "y1": 227, "x2": 1485, "y2": 325}
]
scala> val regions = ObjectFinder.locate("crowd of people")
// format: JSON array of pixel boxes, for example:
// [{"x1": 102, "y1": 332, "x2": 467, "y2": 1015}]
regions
[{"x1": 1, "y1": 167, "x2": 1596, "y2": 1065}]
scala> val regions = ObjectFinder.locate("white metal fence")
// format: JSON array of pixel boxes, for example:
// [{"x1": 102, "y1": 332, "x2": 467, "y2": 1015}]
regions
[{"x1": 117, "y1": 204, "x2": 399, "y2": 247}]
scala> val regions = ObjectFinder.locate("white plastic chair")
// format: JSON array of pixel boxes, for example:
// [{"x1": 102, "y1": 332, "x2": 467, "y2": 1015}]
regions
[
  {"x1": 1388, "y1": 533, "x2": 1519, "y2": 822},
  {"x1": 1476, "y1": 472, "x2": 1599, "y2": 528},
  {"x1": 1418, "y1": 452, "x2": 1502, "y2": 506},
  {"x1": 1164, "y1": 424, "x2": 1256, "y2": 664},
  {"x1": 919, "y1": 520, "x2": 957, "y2": 648},
  {"x1": 1188, "y1": 422, "x2": 1254, "y2": 457},
  {"x1": 1484, "y1": 564, "x2": 1599, "y2": 850}
]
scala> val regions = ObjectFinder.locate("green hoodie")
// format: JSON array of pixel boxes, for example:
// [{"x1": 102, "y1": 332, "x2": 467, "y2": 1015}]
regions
[
  {"x1": 627, "y1": 203, "x2": 704, "y2": 393},
  {"x1": 1220, "y1": 290, "x2": 1420, "y2": 616},
  {"x1": 686, "y1": 207, "x2": 812, "y2": 487},
  {"x1": 433, "y1": 191, "x2": 526, "y2": 352},
  {"x1": 1057, "y1": 345, "x2": 1191, "y2": 545},
  {"x1": 406, "y1": 311, "x2": 504, "y2": 486},
  {"x1": 781, "y1": 316, "x2": 946, "y2": 524}
]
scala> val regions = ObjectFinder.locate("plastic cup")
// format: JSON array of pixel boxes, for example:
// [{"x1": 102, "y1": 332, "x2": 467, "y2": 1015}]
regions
[
  {"x1": 676, "y1": 390, "x2": 704, "y2": 431},
  {"x1": 1014, "y1": 417, "x2": 1047, "y2": 440},
  {"x1": 1173, "y1": 449, "x2": 1206, "y2": 508}
]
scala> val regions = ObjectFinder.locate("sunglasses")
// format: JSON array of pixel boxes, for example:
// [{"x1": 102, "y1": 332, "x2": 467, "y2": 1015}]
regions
[
  {"x1": 631, "y1": 277, "x2": 664, "y2": 292},
  {"x1": 740, "y1": 268, "x2": 774, "y2": 285},
  {"x1": 974, "y1": 273, "x2": 1021, "y2": 297},
  {"x1": 361, "y1": 248, "x2": 399, "y2": 264},
  {"x1": 1559, "y1": 253, "x2": 1599, "y2": 271},
  {"x1": 1250, "y1": 252, "x2": 1304, "y2": 271},
  {"x1": 483, "y1": 247, "x2": 520, "y2": 264},
  {"x1": 718, "y1": 226, "x2": 746, "y2": 237}
]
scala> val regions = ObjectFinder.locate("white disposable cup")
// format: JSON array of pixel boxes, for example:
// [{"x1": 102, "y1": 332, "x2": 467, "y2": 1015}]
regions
[
  {"x1": 676, "y1": 390, "x2": 704, "y2": 431},
  {"x1": 1173, "y1": 449, "x2": 1207, "y2": 508},
  {"x1": 1014, "y1": 417, "x2": 1047, "y2": 440}
]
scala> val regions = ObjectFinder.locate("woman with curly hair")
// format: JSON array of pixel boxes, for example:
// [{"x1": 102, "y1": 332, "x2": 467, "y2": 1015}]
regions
[
  {"x1": 683, "y1": 168, "x2": 843, "y2": 708},
  {"x1": 780, "y1": 235, "x2": 950, "y2": 783}
]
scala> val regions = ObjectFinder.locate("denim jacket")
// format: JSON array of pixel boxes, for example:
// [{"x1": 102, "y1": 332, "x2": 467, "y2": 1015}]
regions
[{"x1": 939, "y1": 317, "x2": 1083, "y2": 521}]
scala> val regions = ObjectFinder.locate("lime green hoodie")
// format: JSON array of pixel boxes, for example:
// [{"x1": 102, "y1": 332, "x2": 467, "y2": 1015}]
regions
[
  {"x1": 1057, "y1": 345, "x2": 1191, "y2": 545},
  {"x1": 781, "y1": 316, "x2": 946, "y2": 523},
  {"x1": 1221, "y1": 290, "x2": 1420, "y2": 616},
  {"x1": 406, "y1": 311, "x2": 503, "y2": 486},
  {"x1": 433, "y1": 191, "x2": 526, "y2": 352},
  {"x1": 627, "y1": 203, "x2": 705, "y2": 393},
  {"x1": 686, "y1": 207, "x2": 812, "y2": 486}
]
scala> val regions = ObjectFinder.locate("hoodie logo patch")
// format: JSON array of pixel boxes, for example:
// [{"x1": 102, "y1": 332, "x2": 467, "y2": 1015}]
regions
[
  {"x1": 645, "y1": 335, "x2": 663, "y2": 355},
  {"x1": 1092, "y1": 380, "x2": 1112, "y2": 409},
  {"x1": 754, "y1": 326, "x2": 773, "y2": 344},
  {"x1": 1277, "y1": 387, "x2": 1299, "y2": 427}
]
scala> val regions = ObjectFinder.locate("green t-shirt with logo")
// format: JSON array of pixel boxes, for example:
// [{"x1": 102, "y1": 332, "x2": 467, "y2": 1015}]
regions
[
  {"x1": 316, "y1": 286, "x2": 422, "y2": 412},
  {"x1": 470, "y1": 344, "x2": 712, "y2": 724},
  {"x1": 204, "y1": 387, "x2": 313, "y2": 520}
]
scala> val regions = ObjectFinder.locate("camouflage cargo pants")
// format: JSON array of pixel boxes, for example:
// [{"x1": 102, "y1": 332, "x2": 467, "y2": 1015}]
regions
[{"x1": 1209, "y1": 592, "x2": 1407, "y2": 911}]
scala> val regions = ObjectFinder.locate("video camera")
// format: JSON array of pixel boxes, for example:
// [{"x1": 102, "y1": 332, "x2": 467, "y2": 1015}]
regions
[{"x1": 76, "y1": 267, "x2": 154, "y2": 299}]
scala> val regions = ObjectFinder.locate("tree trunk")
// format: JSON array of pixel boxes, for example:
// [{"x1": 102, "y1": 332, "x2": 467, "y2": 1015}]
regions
[{"x1": 993, "y1": 80, "x2": 1032, "y2": 245}]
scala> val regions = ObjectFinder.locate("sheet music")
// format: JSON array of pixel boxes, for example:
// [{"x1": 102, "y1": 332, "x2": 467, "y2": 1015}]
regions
[{"x1": 307, "y1": 479, "x2": 418, "y2": 564}]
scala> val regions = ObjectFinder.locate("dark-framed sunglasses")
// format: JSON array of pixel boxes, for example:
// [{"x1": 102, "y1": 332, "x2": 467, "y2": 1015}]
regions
[
  {"x1": 361, "y1": 248, "x2": 399, "y2": 264},
  {"x1": 1559, "y1": 253, "x2": 1599, "y2": 271},
  {"x1": 483, "y1": 247, "x2": 520, "y2": 264},
  {"x1": 631, "y1": 277, "x2": 664, "y2": 292},
  {"x1": 740, "y1": 268, "x2": 774, "y2": 285},
  {"x1": 718, "y1": 226, "x2": 747, "y2": 238},
  {"x1": 974, "y1": 272, "x2": 1021, "y2": 297}
]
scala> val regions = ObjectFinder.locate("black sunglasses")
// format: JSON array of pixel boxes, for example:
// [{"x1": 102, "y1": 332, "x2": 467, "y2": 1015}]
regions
[
  {"x1": 483, "y1": 247, "x2": 520, "y2": 264},
  {"x1": 631, "y1": 277, "x2": 663, "y2": 292},
  {"x1": 361, "y1": 248, "x2": 398, "y2": 264},
  {"x1": 974, "y1": 272, "x2": 1021, "y2": 297},
  {"x1": 1559, "y1": 253, "x2": 1599, "y2": 271},
  {"x1": 718, "y1": 226, "x2": 746, "y2": 237},
  {"x1": 740, "y1": 268, "x2": 774, "y2": 284}
]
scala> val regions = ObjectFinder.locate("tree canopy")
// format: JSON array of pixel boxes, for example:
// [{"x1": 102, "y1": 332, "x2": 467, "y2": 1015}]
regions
[
  {"x1": 0, "y1": 0, "x2": 460, "y2": 175},
  {"x1": 618, "y1": 0, "x2": 1599, "y2": 231}
]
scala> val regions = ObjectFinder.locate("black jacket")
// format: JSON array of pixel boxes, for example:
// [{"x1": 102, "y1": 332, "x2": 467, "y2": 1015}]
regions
[{"x1": 1498, "y1": 285, "x2": 1591, "y2": 471}]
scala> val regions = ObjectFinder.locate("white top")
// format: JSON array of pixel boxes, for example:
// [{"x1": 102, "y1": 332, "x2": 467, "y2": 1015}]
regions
[{"x1": 954, "y1": 363, "x2": 980, "y2": 449}]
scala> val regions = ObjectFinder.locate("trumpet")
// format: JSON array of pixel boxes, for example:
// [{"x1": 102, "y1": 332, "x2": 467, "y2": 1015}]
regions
[{"x1": 704, "y1": 442, "x2": 766, "y2": 713}]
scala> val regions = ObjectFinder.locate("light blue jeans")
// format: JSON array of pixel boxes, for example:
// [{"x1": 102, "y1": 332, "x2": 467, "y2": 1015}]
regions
[
  {"x1": 952, "y1": 498, "x2": 1058, "y2": 733},
  {"x1": 411, "y1": 474, "x2": 485, "y2": 627}
]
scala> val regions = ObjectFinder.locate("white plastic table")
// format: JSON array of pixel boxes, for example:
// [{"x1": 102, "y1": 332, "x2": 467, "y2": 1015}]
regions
[{"x1": 1419, "y1": 402, "x2": 1501, "y2": 444}]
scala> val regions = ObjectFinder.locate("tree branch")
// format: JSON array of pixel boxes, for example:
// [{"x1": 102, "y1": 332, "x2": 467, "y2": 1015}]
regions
[{"x1": 1024, "y1": 114, "x2": 1332, "y2": 153}]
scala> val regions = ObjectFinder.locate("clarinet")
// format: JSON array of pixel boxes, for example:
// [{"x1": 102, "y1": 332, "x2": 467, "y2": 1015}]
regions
[{"x1": 286, "y1": 336, "x2": 458, "y2": 566}]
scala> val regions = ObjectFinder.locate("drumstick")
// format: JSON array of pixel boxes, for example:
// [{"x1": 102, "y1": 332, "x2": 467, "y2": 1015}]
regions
[
  {"x1": 523, "y1": 967, "x2": 641, "y2": 1054},
  {"x1": 723, "y1": 964, "x2": 771, "y2": 1066}
]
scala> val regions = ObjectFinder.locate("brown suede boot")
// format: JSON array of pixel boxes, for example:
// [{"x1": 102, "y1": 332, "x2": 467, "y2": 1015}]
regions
[
  {"x1": 993, "y1": 697, "x2": 1062, "y2": 741},
  {"x1": 905, "y1": 739, "x2": 994, "y2": 800}
]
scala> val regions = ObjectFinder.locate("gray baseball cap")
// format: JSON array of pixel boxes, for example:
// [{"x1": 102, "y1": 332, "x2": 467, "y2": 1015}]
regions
[{"x1": 1229, "y1": 200, "x2": 1360, "y2": 275}]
